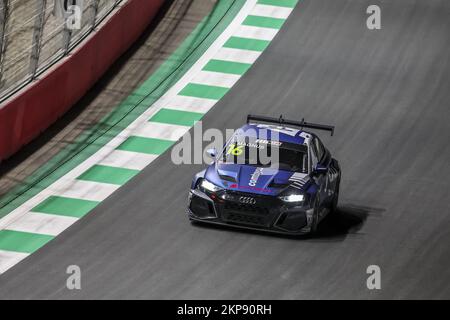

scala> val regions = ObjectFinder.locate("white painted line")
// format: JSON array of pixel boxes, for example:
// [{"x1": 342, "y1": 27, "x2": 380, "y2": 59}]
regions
[
  {"x1": 213, "y1": 47, "x2": 261, "y2": 64},
  {"x1": 251, "y1": 4, "x2": 292, "y2": 19},
  {"x1": 5, "y1": 212, "x2": 78, "y2": 236},
  {"x1": 97, "y1": 149, "x2": 158, "y2": 171},
  {"x1": 49, "y1": 179, "x2": 120, "y2": 202},
  {"x1": 233, "y1": 25, "x2": 278, "y2": 41},
  {"x1": 191, "y1": 70, "x2": 241, "y2": 88},
  {"x1": 165, "y1": 95, "x2": 217, "y2": 113},
  {"x1": 0, "y1": 250, "x2": 29, "y2": 274},
  {"x1": 134, "y1": 122, "x2": 190, "y2": 141}
]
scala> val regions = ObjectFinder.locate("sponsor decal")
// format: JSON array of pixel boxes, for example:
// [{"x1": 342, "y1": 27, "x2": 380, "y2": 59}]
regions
[
  {"x1": 233, "y1": 141, "x2": 266, "y2": 150},
  {"x1": 227, "y1": 139, "x2": 281, "y2": 153},
  {"x1": 289, "y1": 173, "x2": 309, "y2": 190},
  {"x1": 255, "y1": 139, "x2": 282, "y2": 146},
  {"x1": 229, "y1": 184, "x2": 271, "y2": 193}
]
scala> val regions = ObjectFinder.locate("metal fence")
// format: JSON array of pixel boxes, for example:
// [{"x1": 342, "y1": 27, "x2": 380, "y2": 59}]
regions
[{"x1": 0, "y1": 0, "x2": 124, "y2": 103}]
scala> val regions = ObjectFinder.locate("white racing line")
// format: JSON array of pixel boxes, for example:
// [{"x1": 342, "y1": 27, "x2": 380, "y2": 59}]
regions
[{"x1": 0, "y1": 0, "x2": 298, "y2": 274}]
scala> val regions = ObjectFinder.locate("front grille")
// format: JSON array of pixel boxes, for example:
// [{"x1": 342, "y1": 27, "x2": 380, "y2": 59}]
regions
[
  {"x1": 224, "y1": 202, "x2": 269, "y2": 215},
  {"x1": 223, "y1": 212, "x2": 266, "y2": 227},
  {"x1": 220, "y1": 191, "x2": 278, "y2": 228},
  {"x1": 223, "y1": 190, "x2": 280, "y2": 207}
]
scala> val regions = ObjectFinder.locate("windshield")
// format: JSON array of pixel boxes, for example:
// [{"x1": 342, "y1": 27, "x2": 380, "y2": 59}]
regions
[{"x1": 219, "y1": 137, "x2": 308, "y2": 173}]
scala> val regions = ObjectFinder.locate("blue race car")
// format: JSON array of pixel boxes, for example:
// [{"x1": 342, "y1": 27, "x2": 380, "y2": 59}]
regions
[{"x1": 187, "y1": 115, "x2": 341, "y2": 235}]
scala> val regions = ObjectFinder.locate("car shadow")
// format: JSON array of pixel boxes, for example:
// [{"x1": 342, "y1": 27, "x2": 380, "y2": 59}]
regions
[
  {"x1": 191, "y1": 203, "x2": 384, "y2": 241},
  {"x1": 311, "y1": 203, "x2": 384, "y2": 241}
]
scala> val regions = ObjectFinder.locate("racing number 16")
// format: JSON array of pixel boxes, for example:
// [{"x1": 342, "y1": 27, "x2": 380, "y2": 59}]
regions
[{"x1": 228, "y1": 144, "x2": 243, "y2": 156}]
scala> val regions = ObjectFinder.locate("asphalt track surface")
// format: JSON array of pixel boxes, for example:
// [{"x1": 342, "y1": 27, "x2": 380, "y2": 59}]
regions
[{"x1": 0, "y1": 0, "x2": 449, "y2": 299}]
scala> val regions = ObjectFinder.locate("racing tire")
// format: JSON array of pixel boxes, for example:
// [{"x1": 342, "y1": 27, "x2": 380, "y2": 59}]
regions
[
  {"x1": 310, "y1": 197, "x2": 320, "y2": 234},
  {"x1": 330, "y1": 182, "x2": 340, "y2": 214}
]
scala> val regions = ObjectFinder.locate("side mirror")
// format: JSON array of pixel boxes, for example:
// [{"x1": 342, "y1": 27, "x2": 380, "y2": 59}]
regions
[
  {"x1": 206, "y1": 148, "x2": 217, "y2": 158},
  {"x1": 313, "y1": 164, "x2": 328, "y2": 175}
]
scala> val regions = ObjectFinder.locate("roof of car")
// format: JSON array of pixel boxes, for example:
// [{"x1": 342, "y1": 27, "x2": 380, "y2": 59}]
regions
[{"x1": 236, "y1": 123, "x2": 312, "y2": 145}]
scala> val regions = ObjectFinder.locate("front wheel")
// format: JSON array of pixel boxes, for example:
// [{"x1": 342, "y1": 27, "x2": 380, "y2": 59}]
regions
[
  {"x1": 330, "y1": 181, "x2": 340, "y2": 214},
  {"x1": 310, "y1": 197, "x2": 320, "y2": 234}
]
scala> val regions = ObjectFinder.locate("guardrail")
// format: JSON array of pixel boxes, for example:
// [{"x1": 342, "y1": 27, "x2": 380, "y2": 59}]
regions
[
  {"x1": 0, "y1": 0, "x2": 166, "y2": 161},
  {"x1": 0, "y1": 0, "x2": 125, "y2": 103}
]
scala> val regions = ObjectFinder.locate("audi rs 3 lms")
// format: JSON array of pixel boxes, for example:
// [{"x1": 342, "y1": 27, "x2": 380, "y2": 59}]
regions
[{"x1": 187, "y1": 115, "x2": 341, "y2": 235}]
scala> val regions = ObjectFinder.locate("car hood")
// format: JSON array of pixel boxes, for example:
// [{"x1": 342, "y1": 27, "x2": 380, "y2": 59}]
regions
[{"x1": 204, "y1": 162, "x2": 310, "y2": 196}]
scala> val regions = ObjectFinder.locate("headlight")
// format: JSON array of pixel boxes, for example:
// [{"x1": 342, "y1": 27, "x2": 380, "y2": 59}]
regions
[
  {"x1": 279, "y1": 194, "x2": 305, "y2": 203},
  {"x1": 200, "y1": 179, "x2": 222, "y2": 192}
]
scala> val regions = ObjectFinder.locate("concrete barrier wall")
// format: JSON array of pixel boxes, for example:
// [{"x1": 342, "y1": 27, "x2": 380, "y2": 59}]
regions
[{"x1": 0, "y1": 0, "x2": 166, "y2": 161}]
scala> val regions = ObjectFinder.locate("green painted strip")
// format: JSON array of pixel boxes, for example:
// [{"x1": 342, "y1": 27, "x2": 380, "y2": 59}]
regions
[
  {"x1": 0, "y1": 0, "x2": 246, "y2": 219},
  {"x1": 77, "y1": 165, "x2": 139, "y2": 186},
  {"x1": 203, "y1": 59, "x2": 251, "y2": 75},
  {"x1": 242, "y1": 15, "x2": 285, "y2": 29},
  {"x1": 31, "y1": 195, "x2": 99, "y2": 218},
  {"x1": 257, "y1": 0, "x2": 298, "y2": 8},
  {"x1": 149, "y1": 108, "x2": 203, "y2": 126},
  {"x1": 178, "y1": 83, "x2": 229, "y2": 100},
  {"x1": 117, "y1": 136, "x2": 174, "y2": 155},
  {"x1": 0, "y1": 230, "x2": 53, "y2": 254},
  {"x1": 223, "y1": 36, "x2": 270, "y2": 52}
]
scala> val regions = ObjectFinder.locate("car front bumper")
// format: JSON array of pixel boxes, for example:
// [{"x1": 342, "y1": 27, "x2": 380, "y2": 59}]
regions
[{"x1": 187, "y1": 188, "x2": 315, "y2": 235}]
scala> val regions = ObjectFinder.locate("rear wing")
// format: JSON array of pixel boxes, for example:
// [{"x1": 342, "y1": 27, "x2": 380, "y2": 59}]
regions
[{"x1": 247, "y1": 114, "x2": 335, "y2": 136}]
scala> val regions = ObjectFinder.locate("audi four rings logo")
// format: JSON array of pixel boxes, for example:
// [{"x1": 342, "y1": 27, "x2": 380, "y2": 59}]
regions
[{"x1": 239, "y1": 196, "x2": 256, "y2": 204}]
